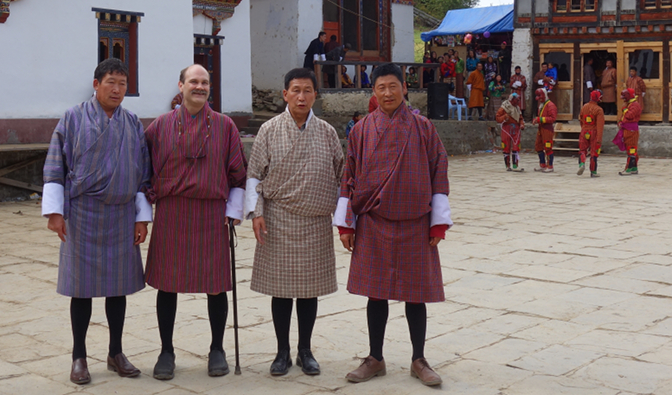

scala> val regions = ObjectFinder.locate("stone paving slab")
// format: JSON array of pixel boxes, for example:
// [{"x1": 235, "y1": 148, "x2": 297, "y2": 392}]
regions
[{"x1": 2, "y1": 153, "x2": 672, "y2": 394}]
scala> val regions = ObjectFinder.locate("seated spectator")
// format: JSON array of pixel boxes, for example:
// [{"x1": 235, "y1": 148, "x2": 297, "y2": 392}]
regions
[
  {"x1": 407, "y1": 67, "x2": 419, "y2": 89},
  {"x1": 345, "y1": 111, "x2": 363, "y2": 138},
  {"x1": 341, "y1": 67, "x2": 355, "y2": 88},
  {"x1": 360, "y1": 65, "x2": 371, "y2": 88}
]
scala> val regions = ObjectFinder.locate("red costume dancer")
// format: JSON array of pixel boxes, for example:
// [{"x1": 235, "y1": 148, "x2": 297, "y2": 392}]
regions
[
  {"x1": 578, "y1": 90, "x2": 605, "y2": 177},
  {"x1": 618, "y1": 88, "x2": 642, "y2": 175},
  {"x1": 496, "y1": 93, "x2": 525, "y2": 171},
  {"x1": 532, "y1": 88, "x2": 557, "y2": 172}
]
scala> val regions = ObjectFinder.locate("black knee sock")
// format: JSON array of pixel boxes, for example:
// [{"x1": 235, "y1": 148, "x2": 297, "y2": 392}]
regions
[
  {"x1": 157, "y1": 291, "x2": 178, "y2": 354},
  {"x1": 405, "y1": 303, "x2": 427, "y2": 361},
  {"x1": 367, "y1": 299, "x2": 389, "y2": 361},
  {"x1": 504, "y1": 153, "x2": 510, "y2": 168},
  {"x1": 478, "y1": 107, "x2": 483, "y2": 117},
  {"x1": 271, "y1": 297, "x2": 293, "y2": 352},
  {"x1": 105, "y1": 296, "x2": 126, "y2": 357},
  {"x1": 71, "y1": 298, "x2": 92, "y2": 361},
  {"x1": 207, "y1": 292, "x2": 228, "y2": 352},
  {"x1": 538, "y1": 151, "x2": 546, "y2": 165},
  {"x1": 296, "y1": 298, "x2": 318, "y2": 350}
]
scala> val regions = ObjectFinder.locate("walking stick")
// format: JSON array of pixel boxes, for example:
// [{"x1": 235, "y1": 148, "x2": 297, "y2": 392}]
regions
[{"x1": 228, "y1": 219, "x2": 241, "y2": 375}]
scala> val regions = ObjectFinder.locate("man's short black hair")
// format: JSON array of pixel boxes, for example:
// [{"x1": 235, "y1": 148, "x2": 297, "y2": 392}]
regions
[
  {"x1": 94, "y1": 58, "x2": 129, "y2": 82},
  {"x1": 353, "y1": 111, "x2": 361, "y2": 117},
  {"x1": 330, "y1": 34, "x2": 337, "y2": 41},
  {"x1": 319, "y1": 31, "x2": 327, "y2": 37},
  {"x1": 541, "y1": 62, "x2": 548, "y2": 67},
  {"x1": 371, "y1": 63, "x2": 404, "y2": 86},
  {"x1": 515, "y1": 66, "x2": 521, "y2": 70},
  {"x1": 284, "y1": 68, "x2": 317, "y2": 90},
  {"x1": 630, "y1": 66, "x2": 638, "y2": 72}
]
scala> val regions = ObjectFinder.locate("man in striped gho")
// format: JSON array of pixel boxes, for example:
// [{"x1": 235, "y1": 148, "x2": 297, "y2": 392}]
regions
[
  {"x1": 244, "y1": 67, "x2": 344, "y2": 377},
  {"x1": 143, "y1": 64, "x2": 248, "y2": 380},
  {"x1": 42, "y1": 58, "x2": 152, "y2": 385},
  {"x1": 335, "y1": 63, "x2": 452, "y2": 387}
]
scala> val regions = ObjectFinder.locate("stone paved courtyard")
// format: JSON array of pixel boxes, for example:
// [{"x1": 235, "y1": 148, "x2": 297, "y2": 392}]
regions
[{"x1": 2, "y1": 153, "x2": 672, "y2": 394}]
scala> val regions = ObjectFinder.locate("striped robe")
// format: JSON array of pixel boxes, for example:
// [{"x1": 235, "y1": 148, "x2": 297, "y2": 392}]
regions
[
  {"x1": 339, "y1": 104, "x2": 449, "y2": 303},
  {"x1": 144, "y1": 104, "x2": 247, "y2": 294},
  {"x1": 43, "y1": 97, "x2": 150, "y2": 298},
  {"x1": 246, "y1": 110, "x2": 344, "y2": 299},
  {"x1": 510, "y1": 73, "x2": 527, "y2": 111}
]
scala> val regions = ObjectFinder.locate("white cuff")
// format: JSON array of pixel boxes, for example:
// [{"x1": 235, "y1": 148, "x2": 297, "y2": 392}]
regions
[
  {"x1": 135, "y1": 192, "x2": 153, "y2": 222},
  {"x1": 42, "y1": 182, "x2": 64, "y2": 217},
  {"x1": 332, "y1": 197, "x2": 355, "y2": 228},
  {"x1": 586, "y1": 81, "x2": 593, "y2": 89},
  {"x1": 538, "y1": 79, "x2": 544, "y2": 85},
  {"x1": 642, "y1": 92, "x2": 646, "y2": 96},
  {"x1": 244, "y1": 178, "x2": 261, "y2": 220},
  {"x1": 320, "y1": 54, "x2": 326, "y2": 61},
  {"x1": 313, "y1": 54, "x2": 320, "y2": 61},
  {"x1": 226, "y1": 187, "x2": 245, "y2": 222},
  {"x1": 431, "y1": 194, "x2": 453, "y2": 229}
]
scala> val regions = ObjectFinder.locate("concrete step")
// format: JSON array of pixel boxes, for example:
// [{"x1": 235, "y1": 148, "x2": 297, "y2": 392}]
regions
[
  {"x1": 241, "y1": 126, "x2": 260, "y2": 135},
  {"x1": 247, "y1": 119, "x2": 267, "y2": 128}
]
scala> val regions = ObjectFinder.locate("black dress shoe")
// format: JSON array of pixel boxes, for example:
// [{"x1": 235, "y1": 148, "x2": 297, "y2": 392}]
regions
[
  {"x1": 153, "y1": 351, "x2": 176, "y2": 380},
  {"x1": 270, "y1": 349, "x2": 292, "y2": 376},
  {"x1": 296, "y1": 349, "x2": 320, "y2": 375},
  {"x1": 208, "y1": 350, "x2": 229, "y2": 377}
]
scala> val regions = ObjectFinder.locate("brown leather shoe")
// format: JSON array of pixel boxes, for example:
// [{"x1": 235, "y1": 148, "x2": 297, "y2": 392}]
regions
[
  {"x1": 70, "y1": 358, "x2": 91, "y2": 385},
  {"x1": 410, "y1": 358, "x2": 442, "y2": 386},
  {"x1": 345, "y1": 356, "x2": 386, "y2": 383},
  {"x1": 107, "y1": 353, "x2": 141, "y2": 378}
]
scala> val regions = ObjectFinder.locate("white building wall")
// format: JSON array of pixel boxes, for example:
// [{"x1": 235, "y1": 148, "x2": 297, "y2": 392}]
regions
[
  {"x1": 0, "y1": 0, "x2": 193, "y2": 119},
  {"x1": 216, "y1": 0, "x2": 253, "y2": 114},
  {"x1": 512, "y1": 28, "x2": 534, "y2": 114},
  {"x1": 391, "y1": 3, "x2": 414, "y2": 63},
  {"x1": 249, "y1": 0, "x2": 300, "y2": 90},
  {"x1": 297, "y1": 0, "x2": 323, "y2": 66}
]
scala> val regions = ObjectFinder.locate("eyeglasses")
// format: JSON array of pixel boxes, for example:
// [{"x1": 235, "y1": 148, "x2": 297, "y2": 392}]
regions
[{"x1": 178, "y1": 113, "x2": 211, "y2": 160}]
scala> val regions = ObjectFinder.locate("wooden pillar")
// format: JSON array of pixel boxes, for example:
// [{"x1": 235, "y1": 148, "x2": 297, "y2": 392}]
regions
[
  {"x1": 315, "y1": 63, "x2": 323, "y2": 89},
  {"x1": 573, "y1": 42, "x2": 581, "y2": 118},
  {"x1": 663, "y1": 41, "x2": 670, "y2": 123},
  {"x1": 336, "y1": 65, "x2": 342, "y2": 89},
  {"x1": 419, "y1": 66, "x2": 424, "y2": 88},
  {"x1": 355, "y1": 65, "x2": 362, "y2": 89}
]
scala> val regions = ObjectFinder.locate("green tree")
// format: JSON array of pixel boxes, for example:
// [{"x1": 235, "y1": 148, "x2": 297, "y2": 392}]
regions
[{"x1": 415, "y1": 0, "x2": 478, "y2": 20}]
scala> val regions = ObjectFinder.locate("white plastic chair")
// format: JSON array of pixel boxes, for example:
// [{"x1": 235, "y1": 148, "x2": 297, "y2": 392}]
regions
[{"x1": 448, "y1": 95, "x2": 468, "y2": 120}]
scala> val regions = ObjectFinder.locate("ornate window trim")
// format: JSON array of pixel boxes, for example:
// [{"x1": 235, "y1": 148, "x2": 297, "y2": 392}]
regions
[
  {"x1": 0, "y1": 0, "x2": 18, "y2": 24},
  {"x1": 193, "y1": 0, "x2": 242, "y2": 35}
]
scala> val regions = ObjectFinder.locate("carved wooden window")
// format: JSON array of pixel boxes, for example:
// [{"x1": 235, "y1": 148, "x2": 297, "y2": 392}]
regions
[
  {"x1": 93, "y1": 8, "x2": 143, "y2": 96},
  {"x1": 556, "y1": 0, "x2": 596, "y2": 11},
  {"x1": 644, "y1": 0, "x2": 672, "y2": 7}
]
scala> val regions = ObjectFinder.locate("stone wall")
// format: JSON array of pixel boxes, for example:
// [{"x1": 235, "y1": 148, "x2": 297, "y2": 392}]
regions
[{"x1": 318, "y1": 90, "x2": 428, "y2": 117}]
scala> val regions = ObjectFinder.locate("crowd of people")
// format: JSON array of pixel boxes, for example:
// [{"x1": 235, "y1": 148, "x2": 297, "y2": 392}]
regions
[{"x1": 43, "y1": 59, "x2": 451, "y2": 389}]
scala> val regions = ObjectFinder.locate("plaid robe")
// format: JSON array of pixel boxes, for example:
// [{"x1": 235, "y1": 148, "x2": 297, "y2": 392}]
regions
[
  {"x1": 43, "y1": 97, "x2": 150, "y2": 298},
  {"x1": 341, "y1": 104, "x2": 449, "y2": 303},
  {"x1": 627, "y1": 76, "x2": 646, "y2": 111},
  {"x1": 248, "y1": 111, "x2": 344, "y2": 298},
  {"x1": 510, "y1": 73, "x2": 527, "y2": 111},
  {"x1": 144, "y1": 104, "x2": 247, "y2": 294}
]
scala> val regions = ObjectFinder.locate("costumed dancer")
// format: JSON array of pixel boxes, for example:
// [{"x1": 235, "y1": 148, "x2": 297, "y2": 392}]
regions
[
  {"x1": 496, "y1": 93, "x2": 525, "y2": 171},
  {"x1": 532, "y1": 88, "x2": 557, "y2": 173},
  {"x1": 578, "y1": 90, "x2": 605, "y2": 177},
  {"x1": 616, "y1": 88, "x2": 642, "y2": 175}
]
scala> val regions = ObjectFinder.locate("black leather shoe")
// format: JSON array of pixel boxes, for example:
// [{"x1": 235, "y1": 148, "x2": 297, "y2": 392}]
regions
[
  {"x1": 270, "y1": 349, "x2": 292, "y2": 376},
  {"x1": 208, "y1": 350, "x2": 229, "y2": 377},
  {"x1": 296, "y1": 349, "x2": 320, "y2": 375},
  {"x1": 153, "y1": 351, "x2": 176, "y2": 380},
  {"x1": 70, "y1": 358, "x2": 91, "y2": 385}
]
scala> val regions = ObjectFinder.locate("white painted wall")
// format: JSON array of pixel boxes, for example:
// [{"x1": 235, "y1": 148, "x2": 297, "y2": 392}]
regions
[
  {"x1": 249, "y1": 0, "x2": 300, "y2": 90},
  {"x1": 0, "y1": 0, "x2": 193, "y2": 119},
  {"x1": 391, "y1": 3, "x2": 414, "y2": 63},
  {"x1": 214, "y1": 0, "x2": 253, "y2": 114},
  {"x1": 512, "y1": 28, "x2": 533, "y2": 114},
  {"x1": 297, "y1": 0, "x2": 323, "y2": 66}
]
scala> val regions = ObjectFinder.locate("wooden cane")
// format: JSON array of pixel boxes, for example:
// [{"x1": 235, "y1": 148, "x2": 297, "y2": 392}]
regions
[{"x1": 228, "y1": 219, "x2": 241, "y2": 375}]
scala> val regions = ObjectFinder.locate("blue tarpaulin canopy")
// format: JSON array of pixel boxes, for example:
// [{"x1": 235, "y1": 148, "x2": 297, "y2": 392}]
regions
[{"x1": 421, "y1": 5, "x2": 514, "y2": 42}]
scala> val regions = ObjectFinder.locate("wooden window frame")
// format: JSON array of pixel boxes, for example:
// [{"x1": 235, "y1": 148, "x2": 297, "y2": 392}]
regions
[
  {"x1": 556, "y1": 0, "x2": 597, "y2": 12},
  {"x1": 643, "y1": 0, "x2": 672, "y2": 9},
  {"x1": 93, "y1": 8, "x2": 143, "y2": 96}
]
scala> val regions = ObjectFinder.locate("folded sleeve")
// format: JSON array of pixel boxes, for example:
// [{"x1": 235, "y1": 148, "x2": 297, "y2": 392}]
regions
[
  {"x1": 244, "y1": 178, "x2": 262, "y2": 220},
  {"x1": 430, "y1": 193, "x2": 453, "y2": 229},
  {"x1": 332, "y1": 197, "x2": 355, "y2": 228},
  {"x1": 226, "y1": 187, "x2": 245, "y2": 221},
  {"x1": 42, "y1": 183, "x2": 64, "y2": 217},
  {"x1": 134, "y1": 192, "x2": 153, "y2": 222}
]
